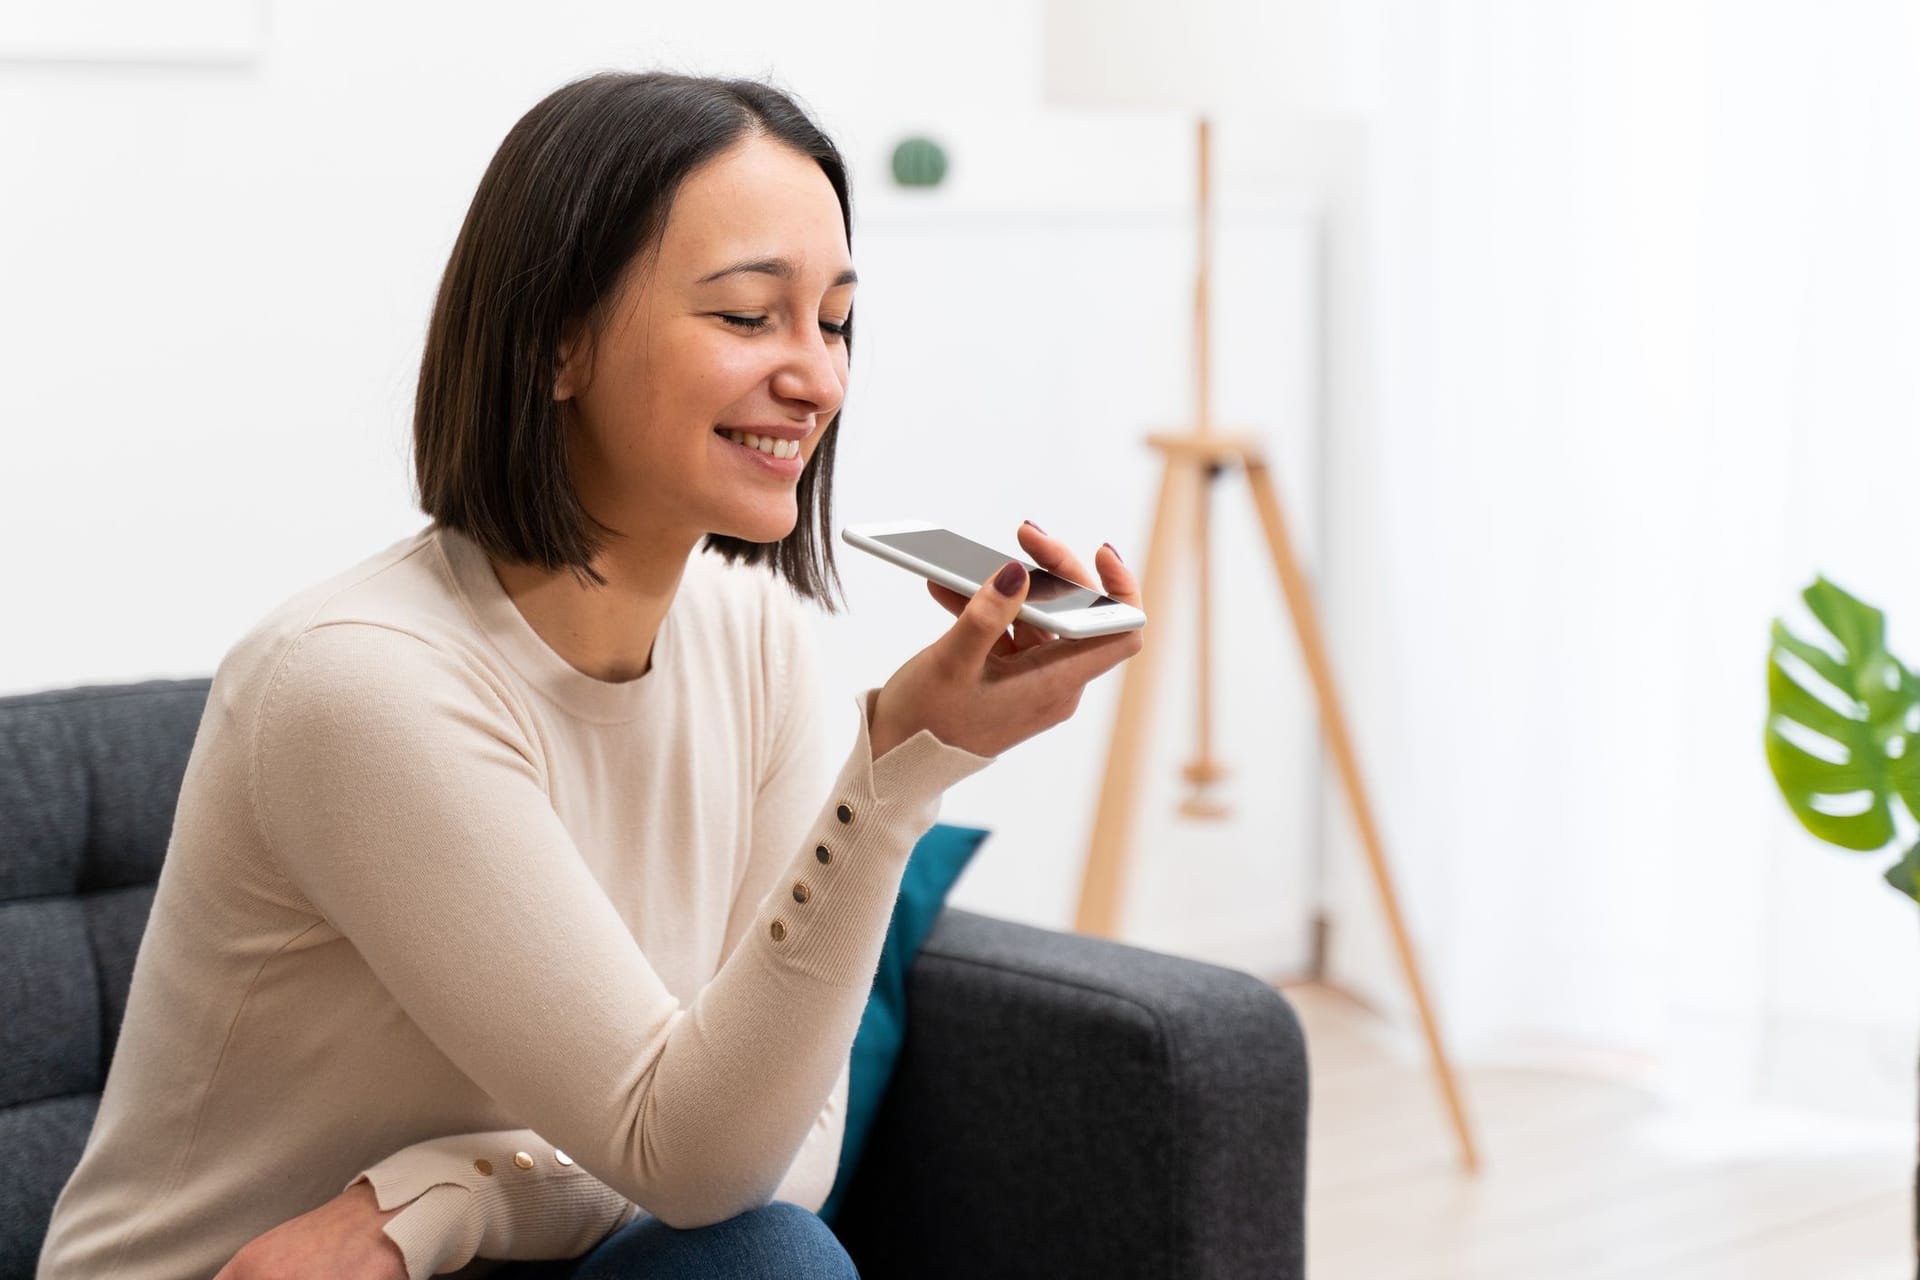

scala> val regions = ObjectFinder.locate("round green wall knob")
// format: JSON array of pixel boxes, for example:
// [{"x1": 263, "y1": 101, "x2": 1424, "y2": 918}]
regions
[{"x1": 890, "y1": 136, "x2": 948, "y2": 188}]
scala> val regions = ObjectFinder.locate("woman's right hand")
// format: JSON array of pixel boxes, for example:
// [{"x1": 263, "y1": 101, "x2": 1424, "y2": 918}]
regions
[
  {"x1": 212, "y1": 1179, "x2": 406, "y2": 1280},
  {"x1": 867, "y1": 526, "x2": 1144, "y2": 760}
]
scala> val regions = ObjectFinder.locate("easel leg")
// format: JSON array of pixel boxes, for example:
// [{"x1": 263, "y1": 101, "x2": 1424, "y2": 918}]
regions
[
  {"x1": 1075, "y1": 454, "x2": 1201, "y2": 938},
  {"x1": 1242, "y1": 459, "x2": 1482, "y2": 1174}
]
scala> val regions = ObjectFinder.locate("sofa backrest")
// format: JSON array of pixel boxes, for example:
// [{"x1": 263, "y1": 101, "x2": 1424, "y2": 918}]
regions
[{"x1": 0, "y1": 678, "x2": 210, "y2": 1280}]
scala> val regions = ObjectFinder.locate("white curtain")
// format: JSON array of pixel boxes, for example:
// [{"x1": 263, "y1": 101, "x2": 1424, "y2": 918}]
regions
[{"x1": 1316, "y1": 0, "x2": 1920, "y2": 1121}]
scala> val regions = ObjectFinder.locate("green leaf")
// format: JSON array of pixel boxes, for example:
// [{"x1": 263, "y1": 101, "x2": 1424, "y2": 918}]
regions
[
  {"x1": 1764, "y1": 576, "x2": 1918, "y2": 859},
  {"x1": 1886, "y1": 840, "x2": 1920, "y2": 904},
  {"x1": 1769, "y1": 618, "x2": 1853, "y2": 693}
]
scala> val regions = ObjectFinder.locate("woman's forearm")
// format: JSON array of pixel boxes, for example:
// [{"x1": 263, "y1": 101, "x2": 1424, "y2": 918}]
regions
[{"x1": 343, "y1": 1130, "x2": 638, "y2": 1279}]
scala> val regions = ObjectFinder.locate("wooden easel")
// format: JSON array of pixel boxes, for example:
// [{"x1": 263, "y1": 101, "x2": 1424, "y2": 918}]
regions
[{"x1": 1070, "y1": 117, "x2": 1481, "y2": 1175}]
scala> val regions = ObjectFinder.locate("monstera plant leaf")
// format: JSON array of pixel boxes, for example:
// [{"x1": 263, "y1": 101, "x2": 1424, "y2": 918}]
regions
[{"x1": 1765, "y1": 575, "x2": 1920, "y2": 903}]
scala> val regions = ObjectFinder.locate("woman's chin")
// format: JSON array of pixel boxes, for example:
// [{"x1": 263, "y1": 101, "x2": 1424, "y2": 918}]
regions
[{"x1": 712, "y1": 506, "x2": 799, "y2": 545}]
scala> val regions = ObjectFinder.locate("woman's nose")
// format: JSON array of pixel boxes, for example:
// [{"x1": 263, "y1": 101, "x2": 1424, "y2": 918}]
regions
[{"x1": 771, "y1": 327, "x2": 845, "y2": 416}]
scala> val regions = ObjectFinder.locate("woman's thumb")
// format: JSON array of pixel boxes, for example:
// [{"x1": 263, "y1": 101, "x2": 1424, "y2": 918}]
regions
[{"x1": 948, "y1": 561, "x2": 1029, "y2": 664}]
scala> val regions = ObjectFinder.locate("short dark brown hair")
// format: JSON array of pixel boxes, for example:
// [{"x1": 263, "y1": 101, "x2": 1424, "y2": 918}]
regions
[{"x1": 412, "y1": 70, "x2": 851, "y2": 607}]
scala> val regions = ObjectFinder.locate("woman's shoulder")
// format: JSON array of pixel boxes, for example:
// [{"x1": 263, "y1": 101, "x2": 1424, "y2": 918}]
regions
[{"x1": 214, "y1": 526, "x2": 512, "y2": 728}]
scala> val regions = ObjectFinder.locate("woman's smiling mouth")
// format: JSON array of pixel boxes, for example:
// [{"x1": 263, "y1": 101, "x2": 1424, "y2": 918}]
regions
[
  {"x1": 717, "y1": 428, "x2": 801, "y2": 460},
  {"x1": 714, "y1": 428, "x2": 806, "y2": 476}
]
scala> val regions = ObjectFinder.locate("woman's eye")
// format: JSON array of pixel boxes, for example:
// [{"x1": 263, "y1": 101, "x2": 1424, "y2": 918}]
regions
[{"x1": 718, "y1": 314, "x2": 850, "y2": 341}]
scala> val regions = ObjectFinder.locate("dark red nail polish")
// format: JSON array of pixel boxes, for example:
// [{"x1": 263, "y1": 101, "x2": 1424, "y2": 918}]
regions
[
  {"x1": 1103, "y1": 542, "x2": 1124, "y2": 564},
  {"x1": 993, "y1": 561, "x2": 1027, "y2": 595},
  {"x1": 1023, "y1": 519, "x2": 1046, "y2": 535}
]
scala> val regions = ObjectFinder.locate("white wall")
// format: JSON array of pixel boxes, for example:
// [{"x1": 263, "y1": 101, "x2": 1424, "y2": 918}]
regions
[{"x1": 5, "y1": 0, "x2": 1916, "y2": 1132}]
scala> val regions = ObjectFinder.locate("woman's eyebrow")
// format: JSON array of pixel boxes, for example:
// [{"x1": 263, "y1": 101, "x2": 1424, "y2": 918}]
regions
[{"x1": 695, "y1": 256, "x2": 858, "y2": 287}]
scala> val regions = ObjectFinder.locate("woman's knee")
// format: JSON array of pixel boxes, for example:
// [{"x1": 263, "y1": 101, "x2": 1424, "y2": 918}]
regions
[
  {"x1": 577, "y1": 1199, "x2": 858, "y2": 1280},
  {"x1": 733, "y1": 1201, "x2": 859, "y2": 1277}
]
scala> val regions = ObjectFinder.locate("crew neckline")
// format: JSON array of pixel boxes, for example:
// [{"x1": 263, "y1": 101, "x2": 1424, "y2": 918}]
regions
[{"x1": 432, "y1": 522, "x2": 675, "y2": 725}]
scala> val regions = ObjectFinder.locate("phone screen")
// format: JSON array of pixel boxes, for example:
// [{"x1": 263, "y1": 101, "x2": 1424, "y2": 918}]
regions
[{"x1": 871, "y1": 528, "x2": 1120, "y2": 616}]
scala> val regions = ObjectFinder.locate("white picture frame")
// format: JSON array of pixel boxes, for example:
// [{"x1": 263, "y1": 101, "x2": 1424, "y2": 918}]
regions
[{"x1": 0, "y1": 0, "x2": 265, "y2": 66}]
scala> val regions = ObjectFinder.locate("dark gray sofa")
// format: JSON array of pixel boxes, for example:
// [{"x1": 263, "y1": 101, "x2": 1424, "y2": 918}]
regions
[{"x1": 0, "y1": 677, "x2": 1309, "y2": 1279}]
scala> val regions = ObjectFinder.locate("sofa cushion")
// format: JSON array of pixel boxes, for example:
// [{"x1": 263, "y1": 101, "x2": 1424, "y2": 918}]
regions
[
  {"x1": 0, "y1": 679, "x2": 208, "y2": 1278},
  {"x1": 820, "y1": 822, "x2": 990, "y2": 1225},
  {"x1": 0, "y1": 681, "x2": 206, "y2": 900},
  {"x1": 0, "y1": 1095, "x2": 98, "y2": 1280},
  {"x1": 0, "y1": 898, "x2": 101, "y2": 1109}
]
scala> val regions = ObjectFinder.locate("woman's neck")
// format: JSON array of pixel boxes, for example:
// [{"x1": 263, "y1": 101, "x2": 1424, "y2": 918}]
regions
[{"x1": 486, "y1": 534, "x2": 696, "y2": 684}]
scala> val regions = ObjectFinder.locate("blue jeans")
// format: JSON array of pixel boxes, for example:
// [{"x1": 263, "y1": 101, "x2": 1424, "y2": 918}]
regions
[{"x1": 487, "y1": 1201, "x2": 860, "y2": 1279}]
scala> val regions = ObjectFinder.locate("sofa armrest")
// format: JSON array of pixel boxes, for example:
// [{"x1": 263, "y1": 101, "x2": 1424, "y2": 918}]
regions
[{"x1": 831, "y1": 908, "x2": 1309, "y2": 1280}]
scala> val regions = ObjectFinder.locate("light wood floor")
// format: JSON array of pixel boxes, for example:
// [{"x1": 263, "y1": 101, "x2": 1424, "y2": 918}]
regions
[{"x1": 1284, "y1": 985, "x2": 1917, "y2": 1278}]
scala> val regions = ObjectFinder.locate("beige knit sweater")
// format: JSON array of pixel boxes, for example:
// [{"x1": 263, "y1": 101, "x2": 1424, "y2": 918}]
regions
[{"x1": 36, "y1": 523, "x2": 992, "y2": 1279}]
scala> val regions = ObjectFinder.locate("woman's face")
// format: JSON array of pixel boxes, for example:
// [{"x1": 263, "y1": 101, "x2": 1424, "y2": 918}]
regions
[{"x1": 554, "y1": 134, "x2": 855, "y2": 550}]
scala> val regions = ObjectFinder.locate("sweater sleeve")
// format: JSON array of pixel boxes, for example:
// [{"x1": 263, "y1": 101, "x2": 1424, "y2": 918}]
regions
[
  {"x1": 341, "y1": 1055, "x2": 853, "y2": 1278},
  {"x1": 250, "y1": 620, "x2": 992, "y2": 1238},
  {"x1": 725, "y1": 596, "x2": 856, "y2": 1211}
]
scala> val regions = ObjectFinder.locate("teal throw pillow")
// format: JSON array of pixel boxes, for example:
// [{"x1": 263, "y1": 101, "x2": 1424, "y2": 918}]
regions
[{"x1": 818, "y1": 822, "x2": 990, "y2": 1225}]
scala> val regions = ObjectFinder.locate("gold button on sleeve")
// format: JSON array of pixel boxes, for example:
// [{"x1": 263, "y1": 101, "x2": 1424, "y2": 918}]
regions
[
  {"x1": 770, "y1": 919, "x2": 787, "y2": 942},
  {"x1": 473, "y1": 1159, "x2": 493, "y2": 1176},
  {"x1": 792, "y1": 881, "x2": 811, "y2": 904},
  {"x1": 513, "y1": 1151, "x2": 535, "y2": 1170},
  {"x1": 836, "y1": 802, "x2": 854, "y2": 824},
  {"x1": 815, "y1": 843, "x2": 832, "y2": 865},
  {"x1": 554, "y1": 1150, "x2": 574, "y2": 1166}
]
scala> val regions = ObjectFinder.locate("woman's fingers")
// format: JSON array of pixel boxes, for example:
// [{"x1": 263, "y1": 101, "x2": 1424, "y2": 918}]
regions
[
  {"x1": 1009, "y1": 618, "x2": 1053, "y2": 649},
  {"x1": 939, "y1": 560, "x2": 1042, "y2": 670},
  {"x1": 1090, "y1": 541, "x2": 1140, "y2": 607},
  {"x1": 928, "y1": 525, "x2": 1143, "y2": 661},
  {"x1": 928, "y1": 580, "x2": 1051, "y2": 652},
  {"x1": 876, "y1": 542, "x2": 1144, "y2": 759},
  {"x1": 927, "y1": 580, "x2": 969, "y2": 615},
  {"x1": 1002, "y1": 624, "x2": 1143, "y2": 699},
  {"x1": 925, "y1": 581, "x2": 1018, "y2": 657},
  {"x1": 1017, "y1": 522, "x2": 1142, "y2": 609},
  {"x1": 1014, "y1": 521, "x2": 1091, "y2": 591}
]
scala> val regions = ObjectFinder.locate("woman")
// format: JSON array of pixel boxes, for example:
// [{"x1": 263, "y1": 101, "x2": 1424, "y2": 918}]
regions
[{"x1": 36, "y1": 71, "x2": 1141, "y2": 1279}]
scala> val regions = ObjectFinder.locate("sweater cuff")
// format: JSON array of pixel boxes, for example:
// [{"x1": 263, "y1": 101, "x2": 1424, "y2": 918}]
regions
[
  {"x1": 348, "y1": 1173, "x2": 476, "y2": 1280},
  {"x1": 857, "y1": 687, "x2": 995, "y2": 798},
  {"x1": 757, "y1": 690, "x2": 992, "y2": 988},
  {"x1": 346, "y1": 1132, "x2": 637, "y2": 1275}
]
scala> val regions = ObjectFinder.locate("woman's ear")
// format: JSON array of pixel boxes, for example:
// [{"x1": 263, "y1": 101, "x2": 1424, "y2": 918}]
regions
[{"x1": 554, "y1": 318, "x2": 593, "y2": 402}]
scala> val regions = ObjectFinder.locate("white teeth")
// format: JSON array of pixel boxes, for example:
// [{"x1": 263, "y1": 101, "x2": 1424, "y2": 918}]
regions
[{"x1": 722, "y1": 430, "x2": 800, "y2": 460}]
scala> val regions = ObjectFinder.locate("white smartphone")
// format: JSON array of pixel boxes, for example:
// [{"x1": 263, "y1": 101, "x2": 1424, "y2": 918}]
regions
[{"x1": 843, "y1": 520, "x2": 1147, "y2": 640}]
